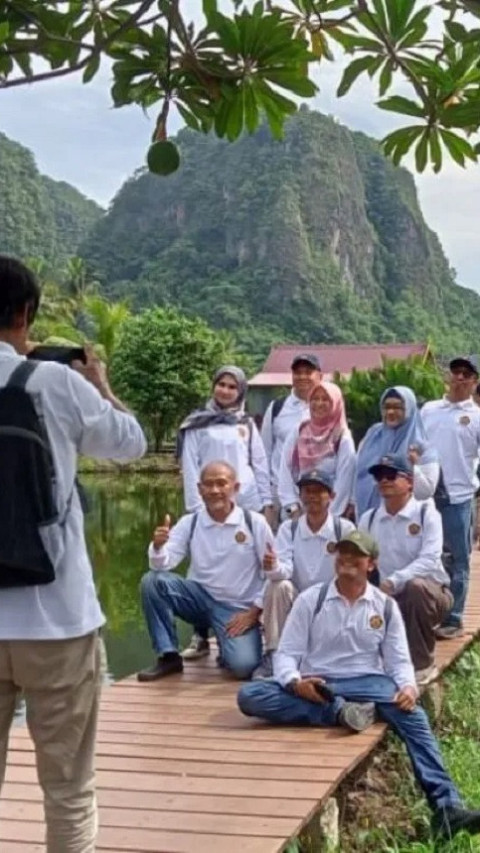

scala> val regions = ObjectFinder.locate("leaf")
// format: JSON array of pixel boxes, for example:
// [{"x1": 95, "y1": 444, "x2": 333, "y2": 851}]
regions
[
  {"x1": 414, "y1": 130, "x2": 429, "y2": 172},
  {"x1": 429, "y1": 129, "x2": 442, "y2": 173},
  {"x1": 202, "y1": 0, "x2": 218, "y2": 18},
  {"x1": 378, "y1": 59, "x2": 393, "y2": 96},
  {"x1": 440, "y1": 101, "x2": 480, "y2": 130},
  {"x1": 439, "y1": 128, "x2": 477, "y2": 166},
  {"x1": 445, "y1": 20, "x2": 468, "y2": 42},
  {"x1": 262, "y1": 69, "x2": 317, "y2": 96},
  {"x1": 337, "y1": 56, "x2": 377, "y2": 97},
  {"x1": 377, "y1": 95, "x2": 425, "y2": 118},
  {"x1": 0, "y1": 21, "x2": 9, "y2": 44},
  {"x1": 176, "y1": 102, "x2": 201, "y2": 132},
  {"x1": 243, "y1": 82, "x2": 259, "y2": 134},
  {"x1": 83, "y1": 52, "x2": 101, "y2": 83}
]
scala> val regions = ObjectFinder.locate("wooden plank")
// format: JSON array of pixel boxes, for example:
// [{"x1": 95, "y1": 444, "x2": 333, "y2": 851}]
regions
[
  {"x1": 0, "y1": 821, "x2": 286, "y2": 853},
  {"x1": 1, "y1": 783, "x2": 317, "y2": 819}
]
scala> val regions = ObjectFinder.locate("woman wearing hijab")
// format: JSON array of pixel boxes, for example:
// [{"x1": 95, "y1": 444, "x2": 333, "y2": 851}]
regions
[
  {"x1": 278, "y1": 381, "x2": 356, "y2": 516},
  {"x1": 355, "y1": 385, "x2": 440, "y2": 519},
  {"x1": 177, "y1": 365, "x2": 273, "y2": 515}
]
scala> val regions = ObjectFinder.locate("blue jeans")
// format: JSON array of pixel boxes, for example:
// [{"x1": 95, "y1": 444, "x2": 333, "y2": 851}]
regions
[
  {"x1": 140, "y1": 571, "x2": 262, "y2": 679},
  {"x1": 439, "y1": 499, "x2": 473, "y2": 626},
  {"x1": 238, "y1": 675, "x2": 461, "y2": 812}
]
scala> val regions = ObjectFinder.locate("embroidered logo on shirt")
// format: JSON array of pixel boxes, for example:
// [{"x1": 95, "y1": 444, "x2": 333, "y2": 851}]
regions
[
  {"x1": 238, "y1": 425, "x2": 248, "y2": 438},
  {"x1": 459, "y1": 415, "x2": 471, "y2": 426},
  {"x1": 235, "y1": 531, "x2": 247, "y2": 544},
  {"x1": 326, "y1": 541, "x2": 337, "y2": 554},
  {"x1": 370, "y1": 614, "x2": 384, "y2": 629},
  {"x1": 408, "y1": 523, "x2": 421, "y2": 535}
]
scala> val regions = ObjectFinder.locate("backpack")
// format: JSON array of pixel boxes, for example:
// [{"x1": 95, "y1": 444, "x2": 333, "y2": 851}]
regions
[
  {"x1": 312, "y1": 581, "x2": 393, "y2": 623},
  {"x1": 187, "y1": 508, "x2": 254, "y2": 550},
  {"x1": 0, "y1": 361, "x2": 59, "y2": 587},
  {"x1": 271, "y1": 396, "x2": 287, "y2": 423}
]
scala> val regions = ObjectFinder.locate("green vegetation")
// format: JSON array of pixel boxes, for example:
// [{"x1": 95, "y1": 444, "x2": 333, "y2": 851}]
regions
[
  {"x1": 110, "y1": 307, "x2": 239, "y2": 450},
  {"x1": 81, "y1": 111, "x2": 480, "y2": 366},
  {"x1": 0, "y1": 133, "x2": 101, "y2": 269},
  {"x1": 1, "y1": 1, "x2": 479, "y2": 172}
]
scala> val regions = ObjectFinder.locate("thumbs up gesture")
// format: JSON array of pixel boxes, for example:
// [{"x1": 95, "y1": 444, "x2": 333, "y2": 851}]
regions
[
  {"x1": 263, "y1": 541, "x2": 277, "y2": 572},
  {"x1": 153, "y1": 514, "x2": 171, "y2": 550}
]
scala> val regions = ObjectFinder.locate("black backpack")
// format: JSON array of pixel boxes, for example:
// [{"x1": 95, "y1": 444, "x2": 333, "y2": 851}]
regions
[{"x1": 0, "y1": 361, "x2": 59, "y2": 587}]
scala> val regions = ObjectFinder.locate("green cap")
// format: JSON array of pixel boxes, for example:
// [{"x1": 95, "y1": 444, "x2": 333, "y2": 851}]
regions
[{"x1": 336, "y1": 530, "x2": 379, "y2": 559}]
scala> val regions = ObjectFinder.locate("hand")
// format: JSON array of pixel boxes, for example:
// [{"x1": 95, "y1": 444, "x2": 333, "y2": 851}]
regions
[
  {"x1": 226, "y1": 606, "x2": 261, "y2": 637},
  {"x1": 380, "y1": 580, "x2": 395, "y2": 595},
  {"x1": 293, "y1": 677, "x2": 328, "y2": 704},
  {"x1": 343, "y1": 503, "x2": 356, "y2": 522},
  {"x1": 394, "y1": 685, "x2": 417, "y2": 711},
  {"x1": 288, "y1": 506, "x2": 301, "y2": 522},
  {"x1": 263, "y1": 542, "x2": 277, "y2": 572},
  {"x1": 263, "y1": 505, "x2": 277, "y2": 529},
  {"x1": 153, "y1": 514, "x2": 171, "y2": 549},
  {"x1": 408, "y1": 445, "x2": 420, "y2": 466},
  {"x1": 72, "y1": 344, "x2": 109, "y2": 395}
]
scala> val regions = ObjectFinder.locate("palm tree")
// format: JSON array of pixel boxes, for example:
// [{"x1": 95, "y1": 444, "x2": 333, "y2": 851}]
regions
[{"x1": 83, "y1": 295, "x2": 130, "y2": 361}]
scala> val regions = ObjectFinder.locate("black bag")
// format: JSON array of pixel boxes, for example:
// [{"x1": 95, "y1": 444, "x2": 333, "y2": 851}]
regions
[{"x1": 0, "y1": 361, "x2": 59, "y2": 587}]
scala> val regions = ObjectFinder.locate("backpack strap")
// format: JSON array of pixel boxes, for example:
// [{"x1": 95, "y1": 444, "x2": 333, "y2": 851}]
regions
[
  {"x1": 187, "y1": 512, "x2": 199, "y2": 552},
  {"x1": 247, "y1": 418, "x2": 253, "y2": 466},
  {"x1": 271, "y1": 396, "x2": 286, "y2": 422},
  {"x1": 420, "y1": 502, "x2": 427, "y2": 526},
  {"x1": 313, "y1": 582, "x2": 329, "y2": 618},
  {"x1": 7, "y1": 360, "x2": 39, "y2": 390},
  {"x1": 367, "y1": 507, "x2": 378, "y2": 532},
  {"x1": 384, "y1": 595, "x2": 393, "y2": 629},
  {"x1": 291, "y1": 518, "x2": 299, "y2": 541},
  {"x1": 243, "y1": 508, "x2": 254, "y2": 535},
  {"x1": 333, "y1": 516, "x2": 342, "y2": 542}
]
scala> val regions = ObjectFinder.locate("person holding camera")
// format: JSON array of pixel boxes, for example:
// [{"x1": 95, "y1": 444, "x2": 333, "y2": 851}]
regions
[{"x1": 0, "y1": 256, "x2": 146, "y2": 853}]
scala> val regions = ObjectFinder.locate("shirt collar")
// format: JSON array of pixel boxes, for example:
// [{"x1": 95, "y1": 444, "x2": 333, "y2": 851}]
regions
[
  {"x1": 201, "y1": 503, "x2": 243, "y2": 527},
  {"x1": 326, "y1": 578, "x2": 375, "y2": 602},
  {"x1": 377, "y1": 496, "x2": 417, "y2": 521},
  {"x1": 300, "y1": 513, "x2": 333, "y2": 540},
  {"x1": 0, "y1": 342, "x2": 19, "y2": 358},
  {"x1": 441, "y1": 395, "x2": 475, "y2": 410}
]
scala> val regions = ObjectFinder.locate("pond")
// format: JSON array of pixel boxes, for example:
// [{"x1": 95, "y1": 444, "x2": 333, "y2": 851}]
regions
[{"x1": 83, "y1": 472, "x2": 188, "y2": 680}]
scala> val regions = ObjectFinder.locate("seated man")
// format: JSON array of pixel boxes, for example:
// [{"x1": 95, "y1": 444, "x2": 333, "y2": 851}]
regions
[
  {"x1": 253, "y1": 469, "x2": 354, "y2": 679},
  {"x1": 138, "y1": 460, "x2": 274, "y2": 682},
  {"x1": 359, "y1": 453, "x2": 452, "y2": 686},
  {"x1": 238, "y1": 531, "x2": 480, "y2": 842}
]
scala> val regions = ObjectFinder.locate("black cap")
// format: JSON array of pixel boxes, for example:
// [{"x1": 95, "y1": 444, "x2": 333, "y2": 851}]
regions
[
  {"x1": 296, "y1": 468, "x2": 335, "y2": 492},
  {"x1": 368, "y1": 453, "x2": 413, "y2": 479},
  {"x1": 291, "y1": 353, "x2": 321, "y2": 371},
  {"x1": 449, "y1": 356, "x2": 479, "y2": 377}
]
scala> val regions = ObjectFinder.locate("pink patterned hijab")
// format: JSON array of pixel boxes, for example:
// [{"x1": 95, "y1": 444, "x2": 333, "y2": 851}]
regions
[{"x1": 293, "y1": 381, "x2": 348, "y2": 475}]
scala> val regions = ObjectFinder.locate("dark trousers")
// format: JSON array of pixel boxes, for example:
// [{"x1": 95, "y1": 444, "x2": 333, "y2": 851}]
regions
[{"x1": 395, "y1": 579, "x2": 453, "y2": 670}]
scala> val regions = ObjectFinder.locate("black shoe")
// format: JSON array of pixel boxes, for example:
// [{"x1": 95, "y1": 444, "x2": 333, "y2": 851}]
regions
[
  {"x1": 432, "y1": 805, "x2": 480, "y2": 839},
  {"x1": 137, "y1": 654, "x2": 183, "y2": 682}
]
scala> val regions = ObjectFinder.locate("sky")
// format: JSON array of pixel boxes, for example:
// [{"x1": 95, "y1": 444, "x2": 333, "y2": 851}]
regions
[{"x1": 0, "y1": 7, "x2": 479, "y2": 293}]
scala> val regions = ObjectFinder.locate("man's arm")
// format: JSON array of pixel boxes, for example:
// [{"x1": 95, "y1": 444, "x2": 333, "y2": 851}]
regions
[
  {"x1": 260, "y1": 402, "x2": 275, "y2": 468},
  {"x1": 274, "y1": 593, "x2": 313, "y2": 686},
  {"x1": 148, "y1": 515, "x2": 192, "y2": 572},
  {"x1": 381, "y1": 598, "x2": 417, "y2": 692},
  {"x1": 264, "y1": 520, "x2": 294, "y2": 582},
  {"x1": 249, "y1": 421, "x2": 273, "y2": 508},
  {"x1": 277, "y1": 427, "x2": 301, "y2": 512}
]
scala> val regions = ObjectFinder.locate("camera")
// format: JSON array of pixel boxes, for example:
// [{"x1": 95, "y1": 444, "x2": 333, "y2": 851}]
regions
[{"x1": 27, "y1": 345, "x2": 87, "y2": 367}]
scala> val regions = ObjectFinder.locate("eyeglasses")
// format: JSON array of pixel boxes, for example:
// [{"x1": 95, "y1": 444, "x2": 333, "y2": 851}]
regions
[
  {"x1": 450, "y1": 368, "x2": 475, "y2": 380},
  {"x1": 372, "y1": 468, "x2": 399, "y2": 482},
  {"x1": 381, "y1": 403, "x2": 405, "y2": 413}
]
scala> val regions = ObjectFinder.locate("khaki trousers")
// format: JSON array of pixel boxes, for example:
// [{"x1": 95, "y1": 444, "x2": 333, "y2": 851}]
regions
[
  {"x1": 263, "y1": 580, "x2": 298, "y2": 651},
  {"x1": 0, "y1": 631, "x2": 102, "y2": 853},
  {"x1": 395, "y1": 578, "x2": 453, "y2": 670}
]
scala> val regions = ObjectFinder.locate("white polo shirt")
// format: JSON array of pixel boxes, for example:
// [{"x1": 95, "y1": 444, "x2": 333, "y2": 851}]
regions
[
  {"x1": 181, "y1": 421, "x2": 272, "y2": 512},
  {"x1": 268, "y1": 514, "x2": 355, "y2": 591},
  {"x1": 261, "y1": 393, "x2": 309, "y2": 492},
  {"x1": 278, "y1": 425, "x2": 356, "y2": 515},
  {"x1": 0, "y1": 342, "x2": 147, "y2": 640},
  {"x1": 274, "y1": 580, "x2": 415, "y2": 690},
  {"x1": 358, "y1": 497, "x2": 448, "y2": 593},
  {"x1": 148, "y1": 504, "x2": 274, "y2": 609},
  {"x1": 421, "y1": 397, "x2": 480, "y2": 503}
]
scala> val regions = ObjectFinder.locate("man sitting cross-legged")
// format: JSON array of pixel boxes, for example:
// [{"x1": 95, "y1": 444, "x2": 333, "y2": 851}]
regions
[
  {"x1": 359, "y1": 453, "x2": 453, "y2": 687},
  {"x1": 238, "y1": 530, "x2": 480, "y2": 842},
  {"x1": 252, "y1": 468, "x2": 354, "y2": 679},
  {"x1": 138, "y1": 461, "x2": 274, "y2": 682}
]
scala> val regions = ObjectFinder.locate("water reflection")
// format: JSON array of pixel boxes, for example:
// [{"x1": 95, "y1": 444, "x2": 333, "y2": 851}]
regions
[{"x1": 84, "y1": 473, "x2": 188, "y2": 680}]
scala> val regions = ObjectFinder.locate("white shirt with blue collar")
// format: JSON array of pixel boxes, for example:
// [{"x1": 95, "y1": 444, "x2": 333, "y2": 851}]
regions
[
  {"x1": 269, "y1": 513, "x2": 355, "y2": 591},
  {"x1": 421, "y1": 397, "x2": 480, "y2": 503},
  {"x1": 148, "y1": 504, "x2": 274, "y2": 609},
  {"x1": 0, "y1": 342, "x2": 147, "y2": 640},
  {"x1": 274, "y1": 579, "x2": 415, "y2": 689}
]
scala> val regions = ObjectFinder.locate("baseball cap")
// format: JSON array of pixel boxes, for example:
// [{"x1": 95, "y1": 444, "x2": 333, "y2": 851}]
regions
[
  {"x1": 336, "y1": 530, "x2": 379, "y2": 559},
  {"x1": 296, "y1": 468, "x2": 334, "y2": 492},
  {"x1": 449, "y1": 356, "x2": 479, "y2": 377},
  {"x1": 291, "y1": 353, "x2": 321, "y2": 371},
  {"x1": 368, "y1": 453, "x2": 413, "y2": 479}
]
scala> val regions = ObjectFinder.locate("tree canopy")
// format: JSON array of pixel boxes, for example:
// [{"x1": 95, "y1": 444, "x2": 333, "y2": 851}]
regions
[{"x1": 1, "y1": 1, "x2": 479, "y2": 173}]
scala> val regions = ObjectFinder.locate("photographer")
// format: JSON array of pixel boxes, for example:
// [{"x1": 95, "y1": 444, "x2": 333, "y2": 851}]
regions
[{"x1": 0, "y1": 256, "x2": 146, "y2": 853}]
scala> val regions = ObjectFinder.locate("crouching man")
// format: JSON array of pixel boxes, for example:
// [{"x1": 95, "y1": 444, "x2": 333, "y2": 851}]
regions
[
  {"x1": 238, "y1": 531, "x2": 480, "y2": 841},
  {"x1": 138, "y1": 461, "x2": 274, "y2": 682},
  {"x1": 253, "y1": 468, "x2": 354, "y2": 679},
  {"x1": 359, "y1": 453, "x2": 452, "y2": 686}
]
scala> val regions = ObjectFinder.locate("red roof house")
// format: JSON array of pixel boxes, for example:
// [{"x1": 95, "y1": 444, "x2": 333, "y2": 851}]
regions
[{"x1": 249, "y1": 343, "x2": 430, "y2": 387}]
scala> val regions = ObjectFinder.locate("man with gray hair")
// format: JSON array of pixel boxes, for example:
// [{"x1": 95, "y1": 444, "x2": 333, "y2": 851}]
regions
[{"x1": 138, "y1": 461, "x2": 274, "y2": 681}]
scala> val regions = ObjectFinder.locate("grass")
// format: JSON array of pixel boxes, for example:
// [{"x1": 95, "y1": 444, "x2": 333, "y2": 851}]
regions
[{"x1": 294, "y1": 643, "x2": 480, "y2": 852}]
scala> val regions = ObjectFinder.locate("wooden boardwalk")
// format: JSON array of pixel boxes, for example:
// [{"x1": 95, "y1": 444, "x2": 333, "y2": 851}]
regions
[{"x1": 3, "y1": 556, "x2": 480, "y2": 853}]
